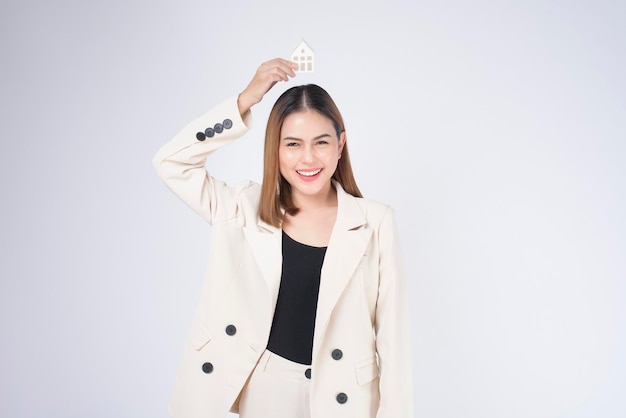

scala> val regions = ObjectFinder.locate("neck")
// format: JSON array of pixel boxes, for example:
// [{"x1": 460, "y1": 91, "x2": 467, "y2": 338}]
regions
[{"x1": 292, "y1": 183, "x2": 337, "y2": 211}]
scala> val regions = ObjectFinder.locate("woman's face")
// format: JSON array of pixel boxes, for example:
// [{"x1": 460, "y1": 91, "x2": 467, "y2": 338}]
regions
[{"x1": 279, "y1": 110, "x2": 345, "y2": 204}]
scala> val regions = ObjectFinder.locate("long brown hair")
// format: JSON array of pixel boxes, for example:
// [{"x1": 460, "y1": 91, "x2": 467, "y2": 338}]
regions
[{"x1": 259, "y1": 84, "x2": 362, "y2": 227}]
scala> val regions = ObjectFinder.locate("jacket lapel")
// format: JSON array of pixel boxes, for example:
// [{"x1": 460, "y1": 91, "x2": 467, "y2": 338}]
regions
[
  {"x1": 243, "y1": 184, "x2": 372, "y2": 357},
  {"x1": 243, "y1": 220, "x2": 282, "y2": 309},
  {"x1": 313, "y1": 183, "x2": 372, "y2": 357}
]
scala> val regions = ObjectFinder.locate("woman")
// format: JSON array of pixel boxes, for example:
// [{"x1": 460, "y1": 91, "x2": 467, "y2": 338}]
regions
[{"x1": 153, "y1": 58, "x2": 413, "y2": 418}]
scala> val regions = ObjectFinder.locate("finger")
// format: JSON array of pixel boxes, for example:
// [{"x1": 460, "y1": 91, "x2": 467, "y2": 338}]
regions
[
  {"x1": 265, "y1": 65, "x2": 293, "y2": 83},
  {"x1": 263, "y1": 58, "x2": 298, "y2": 77},
  {"x1": 279, "y1": 59, "x2": 298, "y2": 76},
  {"x1": 275, "y1": 65, "x2": 297, "y2": 80}
]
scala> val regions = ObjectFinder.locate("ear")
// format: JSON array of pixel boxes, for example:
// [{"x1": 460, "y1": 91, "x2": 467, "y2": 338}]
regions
[{"x1": 338, "y1": 131, "x2": 346, "y2": 156}]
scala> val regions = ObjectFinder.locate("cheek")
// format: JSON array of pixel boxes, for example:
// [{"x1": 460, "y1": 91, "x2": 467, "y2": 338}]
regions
[
  {"x1": 278, "y1": 149, "x2": 292, "y2": 173},
  {"x1": 325, "y1": 150, "x2": 341, "y2": 167}
]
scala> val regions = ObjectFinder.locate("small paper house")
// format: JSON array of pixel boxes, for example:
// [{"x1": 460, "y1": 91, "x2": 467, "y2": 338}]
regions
[{"x1": 291, "y1": 40, "x2": 315, "y2": 73}]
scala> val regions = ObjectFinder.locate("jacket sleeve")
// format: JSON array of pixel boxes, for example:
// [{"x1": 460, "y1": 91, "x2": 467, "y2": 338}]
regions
[
  {"x1": 152, "y1": 96, "x2": 253, "y2": 224},
  {"x1": 375, "y1": 207, "x2": 414, "y2": 417}
]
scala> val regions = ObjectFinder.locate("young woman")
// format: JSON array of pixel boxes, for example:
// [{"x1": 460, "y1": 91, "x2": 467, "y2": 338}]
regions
[{"x1": 153, "y1": 58, "x2": 413, "y2": 418}]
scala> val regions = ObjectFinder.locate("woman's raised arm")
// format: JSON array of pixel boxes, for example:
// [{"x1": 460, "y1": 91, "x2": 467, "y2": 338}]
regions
[{"x1": 237, "y1": 58, "x2": 298, "y2": 116}]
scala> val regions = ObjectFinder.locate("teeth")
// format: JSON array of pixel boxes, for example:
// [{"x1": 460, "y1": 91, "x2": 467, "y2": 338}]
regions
[{"x1": 297, "y1": 169, "x2": 321, "y2": 177}]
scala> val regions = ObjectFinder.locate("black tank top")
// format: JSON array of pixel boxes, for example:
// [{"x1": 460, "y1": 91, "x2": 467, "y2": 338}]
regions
[{"x1": 266, "y1": 231, "x2": 327, "y2": 365}]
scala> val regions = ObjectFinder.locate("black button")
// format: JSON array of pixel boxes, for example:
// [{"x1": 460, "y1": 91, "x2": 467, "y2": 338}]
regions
[
  {"x1": 196, "y1": 132, "x2": 206, "y2": 141},
  {"x1": 225, "y1": 324, "x2": 237, "y2": 336},
  {"x1": 336, "y1": 392, "x2": 348, "y2": 404},
  {"x1": 202, "y1": 362, "x2": 213, "y2": 374},
  {"x1": 214, "y1": 123, "x2": 224, "y2": 134},
  {"x1": 205, "y1": 127, "x2": 215, "y2": 138},
  {"x1": 223, "y1": 119, "x2": 233, "y2": 129},
  {"x1": 331, "y1": 349, "x2": 343, "y2": 360},
  {"x1": 305, "y1": 368, "x2": 311, "y2": 379}
]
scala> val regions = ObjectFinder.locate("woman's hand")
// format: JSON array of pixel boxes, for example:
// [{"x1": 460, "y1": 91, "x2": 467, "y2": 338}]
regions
[{"x1": 237, "y1": 58, "x2": 298, "y2": 116}]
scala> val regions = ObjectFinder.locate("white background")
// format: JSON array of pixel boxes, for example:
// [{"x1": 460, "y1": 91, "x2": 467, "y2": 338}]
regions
[{"x1": 1, "y1": 0, "x2": 624, "y2": 417}]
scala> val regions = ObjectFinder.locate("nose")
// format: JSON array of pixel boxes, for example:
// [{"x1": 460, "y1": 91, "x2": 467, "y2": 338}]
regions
[{"x1": 302, "y1": 143, "x2": 315, "y2": 163}]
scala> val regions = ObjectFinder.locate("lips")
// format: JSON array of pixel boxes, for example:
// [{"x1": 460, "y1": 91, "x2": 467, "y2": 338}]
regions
[
  {"x1": 297, "y1": 168, "x2": 321, "y2": 177},
  {"x1": 296, "y1": 168, "x2": 322, "y2": 181}
]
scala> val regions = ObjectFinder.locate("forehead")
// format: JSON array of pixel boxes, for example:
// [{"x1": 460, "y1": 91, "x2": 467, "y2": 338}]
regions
[{"x1": 280, "y1": 110, "x2": 335, "y2": 136}]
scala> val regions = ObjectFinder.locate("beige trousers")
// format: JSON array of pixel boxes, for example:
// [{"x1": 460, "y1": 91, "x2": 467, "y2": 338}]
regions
[{"x1": 238, "y1": 350, "x2": 311, "y2": 418}]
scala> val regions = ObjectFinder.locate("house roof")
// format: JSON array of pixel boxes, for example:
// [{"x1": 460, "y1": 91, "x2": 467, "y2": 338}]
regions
[{"x1": 291, "y1": 39, "x2": 314, "y2": 56}]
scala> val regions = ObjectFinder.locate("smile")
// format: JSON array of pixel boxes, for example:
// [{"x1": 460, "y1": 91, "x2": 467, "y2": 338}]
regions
[{"x1": 296, "y1": 169, "x2": 322, "y2": 177}]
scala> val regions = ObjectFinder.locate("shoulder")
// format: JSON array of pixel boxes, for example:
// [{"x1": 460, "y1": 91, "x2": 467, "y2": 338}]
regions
[
  {"x1": 350, "y1": 196, "x2": 402, "y2": 251},
  {"x1": 336, "y1": 183, "x2": 395, "y2": 228},
  {"x1": 355, "y1": 196, "x2": 397, "y2": 229},
  {"x1": 356, "y1": 195, "x2": 391, "y2": 217},
  {"x1": 206, "y1": 179, "x2": 262, "y2": 226},
  {"x1": 237, "y1": 180, "x2": 261, "y2": 205}
]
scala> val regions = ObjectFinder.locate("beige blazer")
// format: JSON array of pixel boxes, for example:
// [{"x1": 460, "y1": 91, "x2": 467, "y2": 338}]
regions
[{"x1": 153, "y1": 97, "x2": 413, "y2": 418}]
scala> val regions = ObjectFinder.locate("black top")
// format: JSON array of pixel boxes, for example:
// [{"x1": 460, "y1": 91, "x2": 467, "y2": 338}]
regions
[{"x1": 266, "y1": 231, "x2": 327, "y2": 365}]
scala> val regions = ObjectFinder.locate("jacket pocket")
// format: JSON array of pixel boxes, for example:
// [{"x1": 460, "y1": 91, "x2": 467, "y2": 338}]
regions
[
  {"x1": 190, "y1": 321, "x2": 212, "y2": 351},
  {"x1": 355, "y1": 356, "x2": 379, "y2": 385}
]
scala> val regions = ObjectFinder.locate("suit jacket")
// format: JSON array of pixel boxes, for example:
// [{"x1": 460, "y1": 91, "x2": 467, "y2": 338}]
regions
[{"x1": 153, "y1": 96, "x2": 413, "y2": 418}]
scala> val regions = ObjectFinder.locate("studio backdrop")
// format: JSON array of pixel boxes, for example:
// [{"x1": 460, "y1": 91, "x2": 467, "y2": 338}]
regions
[{"x1": 1, "y1": 0, "x2": 624, "y2": 417}]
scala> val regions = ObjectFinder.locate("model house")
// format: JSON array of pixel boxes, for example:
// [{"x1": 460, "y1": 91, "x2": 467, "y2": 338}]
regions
[{"x1": 291, "y1": 40, "x2": 315, "y2": 73}]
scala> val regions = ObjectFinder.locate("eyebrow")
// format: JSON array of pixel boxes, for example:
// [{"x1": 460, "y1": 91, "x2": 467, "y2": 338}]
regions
[{"x1": 281, "y1": 133, "x2": 332, "y2": 141}]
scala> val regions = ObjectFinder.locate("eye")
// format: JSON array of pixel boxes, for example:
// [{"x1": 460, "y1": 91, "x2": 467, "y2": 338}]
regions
[
  {"x1": 316, "y1": 140, "x2": 329, "y2": 145},
  {"x1": 285, "y1": 142, "x2": 299, "y2": 147}
]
